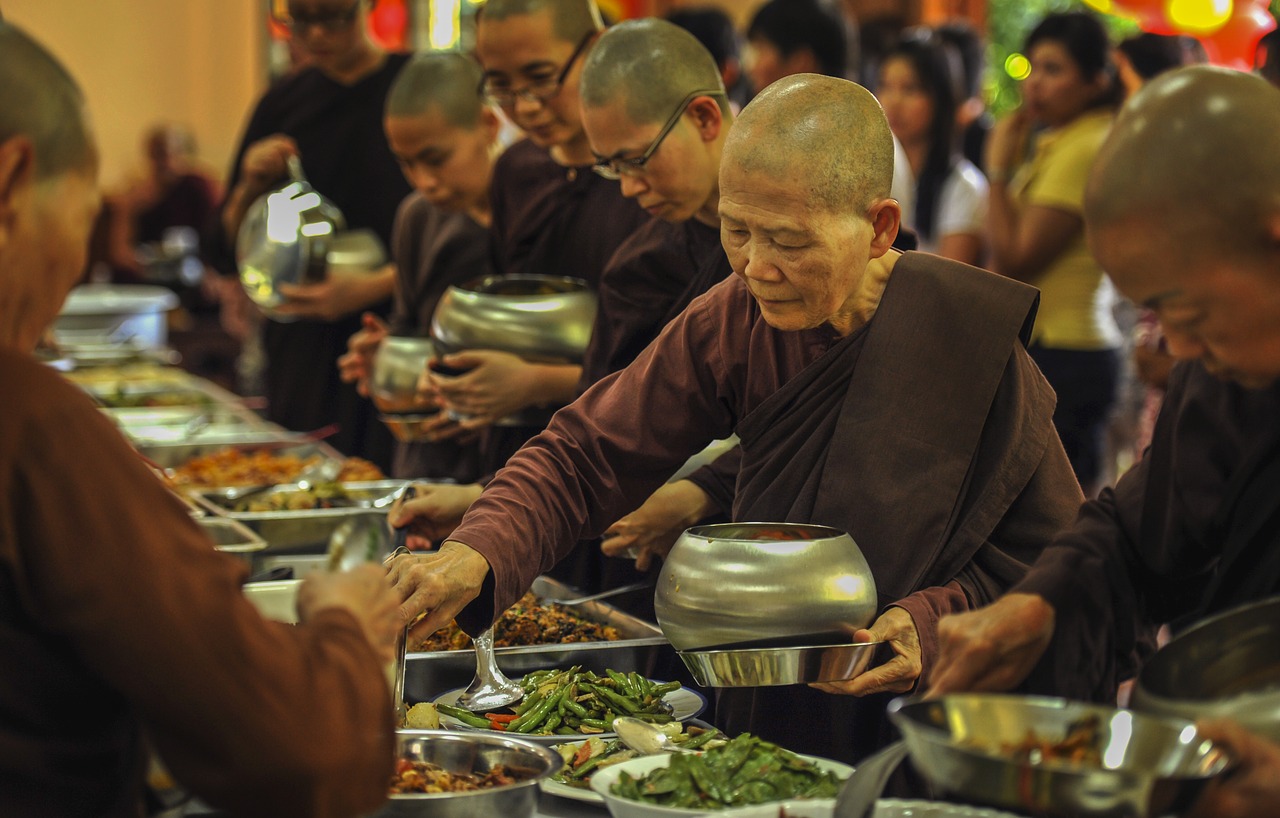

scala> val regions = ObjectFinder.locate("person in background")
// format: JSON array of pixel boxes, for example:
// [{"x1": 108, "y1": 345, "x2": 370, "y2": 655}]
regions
[
  {"x1": 212, "y1": 0, "x2": 410, "y2": 469},
  {"x1": 984, "y1": 11, "x2": 1124, "y2": 495},
  {"x1": 664, "y1": 7, "x2": 747, "y2": 113},
  {"x1": 1255, "y1": 26, "x2": 1280, "y2": 88},
  {"x1": 386, "y1": 74, "x2": 1083, "y2": 764},
  {"x1": 929, "y1": 67, "x2": 1280, "y2": 818},
  {"x1": 876, "y1": 33, "x2": 988, "y2": 265},
  {"x1": 0, "y1": 22, "x2": 399, "y2": 817},
  {"x1": 1113, "y1": 32, "x2": 1191, "y2": 99},
  {"x1": 338, "y1": 53, "x2": 499, "y2": 483},
  {"x1": 934, "y1": 20, "x2": 993, "y2": 173},
  {"x1": 743, "y1": 0, "x2": 846, "y2": 94}
]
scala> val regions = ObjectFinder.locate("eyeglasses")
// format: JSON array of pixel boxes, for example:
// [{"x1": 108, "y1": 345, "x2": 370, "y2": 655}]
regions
[
  {"x1": 478, "y1": 30, "x2": 595, "y2": 109},
  {"x1": 272, "y1": 0, "x2": 362, "y2": 33},
  {"x1": 592, "y1": 89, "x2": 725, "y2": 181}
]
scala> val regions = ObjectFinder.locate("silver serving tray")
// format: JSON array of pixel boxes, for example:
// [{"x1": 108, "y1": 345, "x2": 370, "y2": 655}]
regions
[
  {"x1": 403, "y1": 575, "x2": 670, "y2": 702},
  {"x1": 139, "y1": 431, "x2": 325, "y2": 470},
  {"x1": 193, "y1": 479, "x2": 400, "y2": 553},
  {"x1": 197, "y1": 516, "x2": 267, "y2": 554}
]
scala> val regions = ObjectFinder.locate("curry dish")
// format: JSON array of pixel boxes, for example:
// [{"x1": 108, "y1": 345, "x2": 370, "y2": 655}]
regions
[
  {"x1": 389, "y1": 759, "x2": 526, "y2": 794},
  {"x1": 412, "y1": 592, "x2": 621, "y2": 652}
]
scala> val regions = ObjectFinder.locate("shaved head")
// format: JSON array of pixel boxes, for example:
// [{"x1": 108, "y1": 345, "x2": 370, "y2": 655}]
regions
[
  {"x1": 386, "y1": 51, "x2": 486, "y2": 127},
  {"x1": 1086, "y1": 66, "x2": 1280, "y2": 254},
  {"x1": 478, "y1": 0, "x2": 602, "y2": 43},
  {"x1": 580, "y1": 18, "x2": 727, "y2": 123},
  {"x1": 726, "y1": 74, "x2": 893, "y2": 214},
  {"x1": 0, "y1": 23, "x2": 93, "y2": 180}
]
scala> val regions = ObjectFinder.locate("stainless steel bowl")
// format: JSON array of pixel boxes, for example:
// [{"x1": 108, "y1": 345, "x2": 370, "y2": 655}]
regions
[
  {"x1": 372, "y1": 730, "x2": 561, "y2": 818},
  {"x1": 1132, "y1": 596, "x2": 1280, "y2": 743},
  {"x1": 371, "y1": 337, "x2": 437, "y2": 415},
  {"x1": 678, "y1": 637, "x2": 882, "y2": 687},
  {"x1": 888, "y1": 694, "x2": 1231, "y2": 818},
  {"x1": 430, "y1": 274, "x2": 597, "y2": 364},
  {"x1": 654, "y1": 523, "x2": 878, "y2": 651},
  {"x1": 380, "y1": 414, "x2": 440, "y2": 443}
]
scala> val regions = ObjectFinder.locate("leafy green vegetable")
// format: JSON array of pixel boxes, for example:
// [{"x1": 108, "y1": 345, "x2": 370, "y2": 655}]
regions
[{"x1": 611, "y1": 734, "x2": 845, "y2": 809}]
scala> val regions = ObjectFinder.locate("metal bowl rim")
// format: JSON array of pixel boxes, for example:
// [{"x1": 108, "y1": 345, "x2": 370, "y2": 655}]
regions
[
  {"x1": 678, "y1": 639, "x2": 883, "y2": 659},
  {"x1": 450, "y1": 273, "x2": 591, "y2": 297},
  {"x1": 681, "y1": 521, "x2": 854, "y2": 543},
  {"x1": 888, "y1": 693, "x2": 1230, "y2": 781},
  {"x1": 389, "y1": 728, "x2": 562, "y2": 800}
]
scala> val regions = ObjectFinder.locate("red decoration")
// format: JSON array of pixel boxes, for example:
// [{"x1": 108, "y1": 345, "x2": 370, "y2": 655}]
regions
[
  {"x1": 1200, "y1": 2, "x2": 1277, "y2": 67},
  {"x1": 369, "y1": 0, "x2": 409, "y2": 51}
]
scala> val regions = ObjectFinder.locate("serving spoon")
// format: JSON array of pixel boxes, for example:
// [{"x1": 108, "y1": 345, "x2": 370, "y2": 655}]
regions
[
  {"x1": 612, "y1": 717, "x2": 699, "y2": 755},
  {"x1": 456, "y1": 626, "x2": 525, "y2": 712}
]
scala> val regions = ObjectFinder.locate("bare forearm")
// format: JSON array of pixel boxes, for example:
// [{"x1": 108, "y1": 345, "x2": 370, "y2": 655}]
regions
[
  {"x1": 527, "y1": 363, "x2": 583, "y2": 407},
  {"x1": 985, "y1": 182, "x2": 1035, "y2": 282}
]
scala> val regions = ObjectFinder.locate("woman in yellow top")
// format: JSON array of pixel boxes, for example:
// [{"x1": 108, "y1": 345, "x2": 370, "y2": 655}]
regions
[{"x1": 986, "y1": 11, "x2": 1123, "y2": 494}]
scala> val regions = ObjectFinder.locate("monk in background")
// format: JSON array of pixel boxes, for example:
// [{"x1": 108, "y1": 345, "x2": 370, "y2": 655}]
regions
[
  {"x1": 387, "y1": 74, "x2": 1082, "y2": 763},
  {"x1": 928, "y1": 67, "x2": 1280, "y2": 817}
]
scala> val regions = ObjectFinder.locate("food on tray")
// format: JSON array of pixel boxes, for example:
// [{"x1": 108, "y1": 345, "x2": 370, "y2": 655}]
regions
[
  {"x1": 412, "y1": 592, "x2": 621, "y2": 652},
  {"x1": 439, "y1": 667, "x2": 680, "y2": 736},
  {"x1": 994, "y1": 714, "x2": 1104, "y2": 767},
  {"x1": 403, "y1": 702, "x2": 441, "y2": 730},
  {"x1": 389, "y1": 759, "x2": 527, "y2": 794},
  {"x1": 233, "y1": 482, "x2": 377, "y2": 512},
  {"x1": 99, "y1": 388, "x2": 214, "y2": 408},
  {"x1": 552, "y1": 725, "x2": 726, "y2": 789},
  {"x1": 611, "y1": 733, "x2": 845, "y2": 809},
  {"x1": 169, "y1": 449, "x2": 383, "y2": 489}
]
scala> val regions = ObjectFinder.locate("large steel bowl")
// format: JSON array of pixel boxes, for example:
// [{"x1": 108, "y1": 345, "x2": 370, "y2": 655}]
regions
[
  {"x1": 372, "y1": 730, "x2": 561, "y2": 818},
  {"x1": 888, "y1": 694, "x2": 1230, "y2": 818},
  {"x1": 1132, "y1": 595, "x2": 1280, "y2": 743},
  {"x1": 430, "y1": 274, "x2": 597, "y2": 364},
  {"x1": 654, "y1": 523, "x2": 877, "y2": 652}
]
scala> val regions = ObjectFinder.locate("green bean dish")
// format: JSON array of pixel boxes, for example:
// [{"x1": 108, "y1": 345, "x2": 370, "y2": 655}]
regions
[{"x1": 611, "y1": 734, "x2": 845, "y2": 809}]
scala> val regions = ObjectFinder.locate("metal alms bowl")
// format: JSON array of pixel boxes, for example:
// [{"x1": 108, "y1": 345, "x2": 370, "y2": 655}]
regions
[
  {"x1": 372, "y1": 730, "x2": 561, "y2": 818},
  {"x1": 1132, "y1": 595, "x2": 1280, "y2": 743},
  {"x1": 888, "y1": 694, "x2": 1231, "y2": 818},
  {"x1": 430, "y1": 274, "x2": 597, "y2": 364},
  {"x1": 677, "y1": 636, "x2": 883, "y2": 688},
  {"x1": 372, "y1": 337, "x2": 438, "y2": 415},
  {"x1": 654, "y1": 522, "x2": 878, "y2": 653}
]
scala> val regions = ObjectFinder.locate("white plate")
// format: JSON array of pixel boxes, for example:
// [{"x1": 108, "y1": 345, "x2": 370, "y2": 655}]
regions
[
  {"x1": 433, "y1": 683, "x2": 707, "y2": 745},
  {"x1": 540, "y1": 775, "x2": 604, "y2": 803},
  {"x1": 872, "y1": 800, "x2": 1023, "y2": 818}
]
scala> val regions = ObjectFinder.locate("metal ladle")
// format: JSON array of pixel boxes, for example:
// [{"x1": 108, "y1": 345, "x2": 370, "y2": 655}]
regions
[{"x1": 456, "y1": 626, "x2": 524, "y2": 711}]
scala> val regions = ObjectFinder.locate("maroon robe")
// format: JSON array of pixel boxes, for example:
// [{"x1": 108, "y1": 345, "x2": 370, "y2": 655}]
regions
[
  {"x1": 1017, "y1": 361, "x2": 1280, "y2": 702},
  {"x1": 0, "y1": 351, "x2": 392, "y2": 817},
  {"x1": 385, "y1": 192, "x2": 490, "y2": 483},
  {"x1": 449, "y1": 253, "x2": 1082, "y2": 762},
  {"x1": 477, "y1": 139, "x2": 650, "y2": 475}
]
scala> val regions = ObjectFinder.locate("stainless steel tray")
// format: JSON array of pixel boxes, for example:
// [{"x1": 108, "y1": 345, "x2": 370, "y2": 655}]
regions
[
  {"x1": 403, "y1": 575, "x2": 670, "y2": 702},
  {"x1": 197, "y1": 516, "x2": 267, "y2": 554},
  {"x1": 193, "y1": 479, "x2": 400, "y2": 552},
  {"x1": 138, "y1": 431, "x2": 321, "y2": 469}
]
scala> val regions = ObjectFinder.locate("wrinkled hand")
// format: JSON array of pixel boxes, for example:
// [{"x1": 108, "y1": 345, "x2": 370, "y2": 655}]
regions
[
  {"x1": 927, "y1": 592, "x2": 1056, "y2": 696},
  {"x1": 240, "y1": 134, "x2": 298, "y2": 189},
  {"x1": 296, "y1": 564, "x2": 402, "y2": 663},
  {"x1": 428, "y1": 350, "x2": 547, "y2": 425},
  {"x1": 1186, "y1": 719, "x2": 1280, "y2": 818},
  {"x1": 338, "y1": 312, "x2": 389, "y2": 397},
  {"x1": 985, "y1": 109, "x2": 1033, "y2": 182},
  {"x1": 387, "y1": 482, "x2": 484, "y2": 549},
  {"x1": 602, "y1": 480, "x2": 712, "y2": 571},
  {"x1": 385, "y1": 541, "x2": 492, "y2": 640},
  {"x1": 811, "y1": 606, "x2": 921, "y2": 697}
]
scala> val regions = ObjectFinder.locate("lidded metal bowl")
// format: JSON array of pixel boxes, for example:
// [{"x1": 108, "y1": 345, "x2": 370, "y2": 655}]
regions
[
  {"x1": 887, "y1": 694, "x2": 1231, "y2": 818},
  {"x1": 1132, "y1": 595, "x2": 1280, "y2": 743},
  {"x1": 654, "y1": 522, "x2": 878, "y2": 652},
  {"x1": 430, "y1": 274, "x2": 597, "y2": 364},
  {"x1": 372, "y1": 730, "x2": 561, "y2": 818}
]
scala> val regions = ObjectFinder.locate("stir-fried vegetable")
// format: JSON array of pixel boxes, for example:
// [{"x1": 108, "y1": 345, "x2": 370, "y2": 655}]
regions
[
  {"x1": 551, "y1": 725, "x2": 727, "y2": 789},
  {"x1": 440, "y1": 666, "x2": 681, "y2": 736},
  {"x1": 611, "y1": 733, "x2": 845, "y2": 809}
]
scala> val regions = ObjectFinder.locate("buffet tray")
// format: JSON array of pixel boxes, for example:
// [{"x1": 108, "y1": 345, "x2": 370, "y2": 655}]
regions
[
  {"x1": 197, "y1": 516, "x2": 267, "y2": 555},
  {"x1": 403, "y1": 575, "x2": 671, "y2": 702},
  {"x1": 137, "y1": 430, "x2": 321, "y2": 469},
  {"x1": 79, "y1": 370, "x2": 247, "y2": 413},
  {"x1": 193, "y1": 479, "x2": 401, "y2": 553}
]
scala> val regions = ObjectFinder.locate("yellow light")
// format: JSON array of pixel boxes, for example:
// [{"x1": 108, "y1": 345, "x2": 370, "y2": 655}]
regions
[
  {"x1": 1081, "y1": 0, "x2": 1114, "y2": 13},
  {"x1": 1167, "y1": 0, "x2": 1233, "y2": 34},
  {"x1": 1005, "y1": 53, "x2": 1032, "y2": 81},
  {"x1": 430, "y1": 0, "x2": 462, "y2": 49}
]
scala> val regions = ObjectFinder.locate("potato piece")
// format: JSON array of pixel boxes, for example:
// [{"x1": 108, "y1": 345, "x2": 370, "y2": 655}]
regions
[{"x1": 405, "y1": 702, "x2": 440, "y2": 730}]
